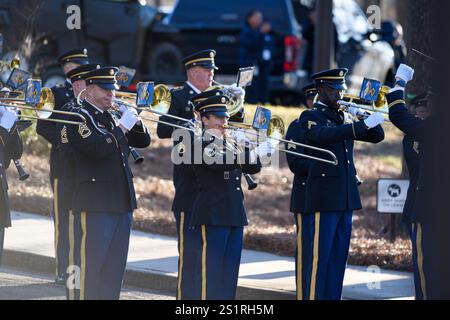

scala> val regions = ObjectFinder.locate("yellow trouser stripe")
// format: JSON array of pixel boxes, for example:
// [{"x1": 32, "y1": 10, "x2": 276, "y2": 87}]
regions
[
  {"x1": 416, "y1": 223, "x2": 427, "y2": 299},
  {"x1": 53, "y1": 178, "x2": 59, "y2": 276},
  {"x1": 309, "y1": 212, "x2": 320, "y2": 300},
  {"x1": 297, "y1": 213, "x2": 303, "y2": 300},
  {"x1": 177, "y1": 212, "x2": 185, "y2": 300},
  {"x1": 68, "y1": 211, "x2": 74, "y2": 300},
  {"x1": 201, "y1": 225, "x2": 207, "y2": 300},
  {"x1": 80, "y1": 211, "x2": 87, "y2": 300}
]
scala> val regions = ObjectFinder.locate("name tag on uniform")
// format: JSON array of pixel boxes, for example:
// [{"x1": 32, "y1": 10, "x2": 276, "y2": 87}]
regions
[{"x1": 224, "y1": 171, "x2": 229, "y2": 180}]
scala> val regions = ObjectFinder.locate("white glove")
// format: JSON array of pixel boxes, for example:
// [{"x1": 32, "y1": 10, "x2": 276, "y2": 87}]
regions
[
  {"x1": 227, "y1": 83, "x2": 246, "y2": 98},
  {"x1": 255, "y1": 140, "x2": 276, "y2": 158},
  {"x1": 347, "y1": 106, "x2": 365, "y2": 118},
  {"x1": 395, "y1": 64, "x2": 415, "y2": 83},
  {"x1": 231, "y1": 128, "x2": 248, "y2": 144},
  {"x1": 119, "y1": 108, "x2": 139, "y2": 131},
  {"x1": 363, "y1": 112, "x2": 384, "y2": 129},
  {"x1": 0, "y1": 109, "x2": 18, "y2": 132}
]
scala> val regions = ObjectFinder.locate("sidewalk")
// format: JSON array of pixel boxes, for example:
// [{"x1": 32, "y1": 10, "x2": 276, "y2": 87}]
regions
[{"x1": 2, "y1": 211, "x2": 414, "y2": 300}]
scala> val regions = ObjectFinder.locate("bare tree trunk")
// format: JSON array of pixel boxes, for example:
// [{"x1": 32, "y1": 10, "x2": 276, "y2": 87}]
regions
[{"x1": 397, "y1": 0, "x2": 434, "y2": 95}]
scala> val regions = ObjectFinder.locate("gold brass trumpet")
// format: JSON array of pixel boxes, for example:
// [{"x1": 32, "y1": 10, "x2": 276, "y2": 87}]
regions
[{"x1": 0, "y1": 87, "x2": 86, "y2": 125}]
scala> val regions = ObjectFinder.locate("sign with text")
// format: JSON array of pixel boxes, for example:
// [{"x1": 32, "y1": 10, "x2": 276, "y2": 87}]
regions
[{"x1": 377, "y1": 179, "x2": 410, "y2": 214}]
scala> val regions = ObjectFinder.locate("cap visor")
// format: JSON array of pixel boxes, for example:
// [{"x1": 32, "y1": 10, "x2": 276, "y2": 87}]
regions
[
  {"x1": 96, "y1": 83, "x2": 119, "y2": 90},
  {"x1": 326, "y1": 83, "x2": 347, "y2": 90},
  {"x1": 209, "y1": 111, "x2": 229, "y2": 118}
]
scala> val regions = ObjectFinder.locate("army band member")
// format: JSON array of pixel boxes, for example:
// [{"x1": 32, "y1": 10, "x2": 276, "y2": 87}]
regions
[
  {"x1": 387, "y1": 64, "x2": 434, "y2": 299},
  {"x1": 285, "y1": 114, "x2": 311, "y2": 300},
  {"x1": 66, "y1": 67, "x2": 151, "y2": 300},
  {"x1": 297, "y1": 68, "x2": 385, "y2": 300},
  {"x1": 185, "y1": 94, "x2": 273, "y2": 300},
  {"x1": 0, "y1": 106, "x2": 22, "y2": 264},
  {"x1": 401, "y1": 91, "x2": 431, "y2": 300},
  {"x1": 156, "y1": 49, "x2": 218, "y2": 300},
  {"x1": 302, "y1": 83, "x2": 318, "y2": 109},
  {"x1": 50, "y1": 63, "x2": 100, "y2": 288},
  {"x1": 36, "y1": 48, "x2": 90, "y2": 283}
]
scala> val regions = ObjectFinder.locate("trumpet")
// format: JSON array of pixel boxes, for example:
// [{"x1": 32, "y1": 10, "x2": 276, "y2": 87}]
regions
[
  {"x1": 0, "y1": 87, "x2": 86, "y2": 125},
  {"x1": 225, "y1": 116, "x2": 339, "y2": 165}
]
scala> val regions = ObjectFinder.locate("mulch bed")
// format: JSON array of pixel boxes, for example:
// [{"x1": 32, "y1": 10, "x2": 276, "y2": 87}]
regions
[{"x1": 7, "y1": 121, "x2": 412, "y2": 271}]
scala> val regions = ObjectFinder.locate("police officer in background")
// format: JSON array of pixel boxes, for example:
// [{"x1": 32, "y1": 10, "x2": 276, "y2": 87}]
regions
[
  {"x1": 66, "y1": 67, "x2": 151, "y2": 300},
  {"x1": 298, "y1": 68, "x2": 385, "y2": 300},
  {"x1": 187, "y1": 94, "x2": 267, "y2": 300},
  {"x1": 401, "y1": 91, "x2": 431, "y2": 300},
  {"x1": 36, "y1": 48, "x2": 89, "y2": 283},
  {"x1": 0, "y1": 106, "x2": 22, "y2": 265},
  {"x1": 156, "y1": 49, "x2": 217, "y2": 300}
]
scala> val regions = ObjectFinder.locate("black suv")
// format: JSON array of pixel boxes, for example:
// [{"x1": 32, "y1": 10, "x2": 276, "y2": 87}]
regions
[{"x1": 0, "y1": 0, "x2": 303, "y2": 103}]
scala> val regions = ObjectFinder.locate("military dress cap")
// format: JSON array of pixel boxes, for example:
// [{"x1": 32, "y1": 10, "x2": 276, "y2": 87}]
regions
[
  {"x1": 58, "y1": 48, "x2": 89, "y2": 66},
  {"x1": 84, "y1": 66, "x2": 119, "y2": 90},
  {"x1": 311, "y1": 68, "x2": 348, "y2": 90},
  {"x1": 66, "y1": 63, "x2": 101, "y2": 83},
  {"x1": 410, "y1": 92, "x2": 432, "y2": 109},
  {"x1": 190, "y1": 88, "x2": 224, "y2": 106},
  {"x1": 182, "y1": 49, "x2": 218, "y2": 70},
  {"x1": 194, "y1": 95, "x2": 230, "y2": 118},
  {"x1": 302, "y1": 83, "x2": 317, "y2": 99}
]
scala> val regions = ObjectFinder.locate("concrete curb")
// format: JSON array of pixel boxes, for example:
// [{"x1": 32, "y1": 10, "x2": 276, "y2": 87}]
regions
[{"x1": 2, "y1": 249, "x2": 295, "y2": 300}]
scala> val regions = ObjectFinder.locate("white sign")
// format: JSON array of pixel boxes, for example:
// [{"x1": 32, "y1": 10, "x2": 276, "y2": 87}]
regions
[{"x1": 377, "y1": 179, "x2": 410, "y2": 214}]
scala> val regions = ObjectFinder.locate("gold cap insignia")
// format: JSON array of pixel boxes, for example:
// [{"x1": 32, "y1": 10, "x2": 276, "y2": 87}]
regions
[
  {"x1": 83, "y1": 48, "x2": 87, "y2": 55},
  {"x1": 339, "y1": 71, "x2": 344, "y2": 77},
  {"x1": 210, "y1": 52, "x2": 214, "y2": 58},
  {"x1": 109, "y1": 69, "x2": 115, "y2": 75},
  {"x1": 221, "y1": 97, "x2": 226, "y2": 103}
]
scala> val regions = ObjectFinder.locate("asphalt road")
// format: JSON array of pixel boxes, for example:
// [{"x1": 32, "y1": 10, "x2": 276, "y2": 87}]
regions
[{"x1": 0, "y1": 267, "x2": 175, "y2": 300}]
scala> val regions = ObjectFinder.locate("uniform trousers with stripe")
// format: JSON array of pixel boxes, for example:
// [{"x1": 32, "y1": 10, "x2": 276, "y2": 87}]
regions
[
  {"x1": 190, "y1": 225, "x2": 244, "y2": 300},
  {"x1": 53, "y1": 178, "x2": 70, "y2": 279},
  {"x1": 174, "y1": 211, "x2": 202, "y2": 300},
  {"x1": 0, "y1": 227, "x2": 4, "y2": 265},
  {"x1": 67, "y1": 211, "x2": 132, "y2": 300},
  {"x1": 407, "y1": 222, "x2": 427, "y2": 300},
  {"x1": 295, "y1": 211, "x2": 352, "y2": 300}
]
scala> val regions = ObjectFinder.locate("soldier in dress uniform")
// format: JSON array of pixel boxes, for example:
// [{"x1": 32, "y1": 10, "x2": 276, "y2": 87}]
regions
[
  {"x1": 387, "y1": 64, "x2": 434, "y2": 299},
  {"x1": 66, "y1": 66, "x2": 151, "y2": 300},
  {"x1": 402, "y1": 92, "x2": 431, "y2": 300},
  {"x1": 0, "y1": 106, "x2": 22, "y2": 265},
  {"x1": 51, "y1": 63, "x2": 100, "y2": 288},
  {"x1": 156, "y1": 49, "x2": 218, "y2": 300},
  {"x1": 302, "y1": 83, "x2": 317, "y2": 109},
  {"x1": 285, "y1": 114, "x2": 311, "y2": 300},
  {"x1": 36, "y1": 48, "x2": 90, "y2": 283},
  {"x1": 297, "y1": 68, "x2": 385, "y2": 300},
  {"x1": 184, "y1": 94, "x2": 272, "y2": 300}
]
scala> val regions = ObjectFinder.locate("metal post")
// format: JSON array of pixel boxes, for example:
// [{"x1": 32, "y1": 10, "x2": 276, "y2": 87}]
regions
[{"x1": 313, "y1": 0, "x2": 335, "y2": 73}]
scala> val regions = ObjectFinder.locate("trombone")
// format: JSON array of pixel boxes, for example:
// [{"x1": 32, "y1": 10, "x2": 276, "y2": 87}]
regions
[
  {"x1": 0, "y1": 87, "x2": 86, "y2": 125},
  {"x1": 337, "y1": 85, "x2": 392, "y2": 122},
  {"x1": 225, "y1": 116, "x2": 339, "y2": 165}
]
